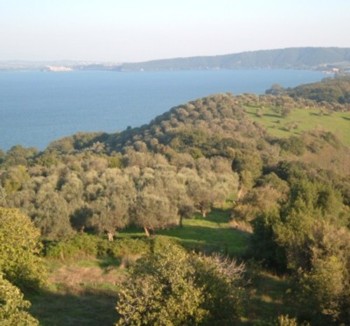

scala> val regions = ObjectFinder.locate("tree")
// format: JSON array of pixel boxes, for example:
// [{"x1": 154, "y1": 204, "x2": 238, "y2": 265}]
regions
[
  {"x1": 184, "y1": 171, "x2": 213, "y2": 217},
  {"x1": 116, "y1": 241, "x2": 206, "y2": 325},
  {"x1": 295, "y1": 222, "x2": 350, "y2": 324},
  {"x1": 0, "y1": 208, "x2": 46, "y2": 291},
  {"x1": 88, "y1": 169, "x2": 134, "y2": 240},
  {"x1": 0, "y1": 273, "x2": 38, "y2": 326},
  {"x1": 232, "y1": 151, "x2": 263, "y2": 190},
  {"x1": 34, "y1": 189, "x2": 73, "y2": 240},
  {"x1": 70, "y1": 206, "x2": 93, "y2": 233},
  {"x1": 90, "y1": 196, "x2": 129, "y2": 241},
  {"x1": 1, "y1": 165, "x2": 30, "y2": 194},
  {"x1": 116, "y1": 240, "x2": 245, "y2": 325},
  {"x1": 193, "y1": 253, "x2": 245, "y2": 325},
  {"x1": 132, "y1": 191, "x2": 178, "y2": 236}
]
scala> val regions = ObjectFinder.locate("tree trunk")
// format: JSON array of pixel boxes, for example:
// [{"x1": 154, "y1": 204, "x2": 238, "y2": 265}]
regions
[
  {"x1": 179, "y1": 215, "x2": 183, "y2": 228},
  {"x1": 237, "y1": 187, "x2": 244, "y2": 200},
  {"x1": 144, "y1": 226, "x2": 151, "y2": 237},
  {"x1": 107, "y1": 231, "x2": 114, "y2": 241}
]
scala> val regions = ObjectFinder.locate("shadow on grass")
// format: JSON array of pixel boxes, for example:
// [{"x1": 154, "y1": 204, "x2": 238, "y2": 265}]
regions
[
  {"x1": 117, "y1": 209, "x2": 251, "y2": 257},
  {"x1": 98, "y1": 256, "x2": 122, "y2": 270},
  {"x1": 29, "y1": 288, "x2": 118, "y2": 326},
  {"x1": 203, "y1": 208, "x2": 232, "y2": 224},
  {"x1": 159, "y1": 210, "x2": 251, "y2": 257},
  {"x1": 242, "y1": 273, "x2": 293, "y2": 325},
  {"x1": 342, "y1": 116, "x2": 350, "y2": 121},
  {"x1": 263, "y1": 113, "x2": 283, "y2": 119}
]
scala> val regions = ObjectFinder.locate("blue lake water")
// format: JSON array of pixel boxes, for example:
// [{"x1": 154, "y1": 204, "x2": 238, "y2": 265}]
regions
[{"x1": 0, "y1": 69, "x2": 326, "y2": 151}]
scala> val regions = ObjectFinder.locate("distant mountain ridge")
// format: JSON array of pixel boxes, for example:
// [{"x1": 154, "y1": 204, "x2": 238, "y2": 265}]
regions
[
  {"x1": 1, "y1": 47, "x2": 350, "y2": 72},
  {"x1": 119, "y1": 47, "x2": 350, "y2": 72}
]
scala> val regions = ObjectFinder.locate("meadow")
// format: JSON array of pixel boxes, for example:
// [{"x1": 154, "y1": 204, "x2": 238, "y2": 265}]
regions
[
  {"x1": 29, "y1": 210, "x2": 290, "y2": 325},
  {"x1": 244, "y1": 105, "x2": 350, "y2": 146}
]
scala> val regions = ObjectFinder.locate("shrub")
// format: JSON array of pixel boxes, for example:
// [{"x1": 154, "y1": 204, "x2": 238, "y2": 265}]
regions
[
  {"x1": 116, "y1": 240, "x2": 245, "y2": 325},
  {"x1": 0, "y1": 273, "x2": 38, "y2": 326}
]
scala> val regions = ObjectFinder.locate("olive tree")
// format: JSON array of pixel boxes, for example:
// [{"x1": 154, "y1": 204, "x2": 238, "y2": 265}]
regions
[
  {"x1": 89, "y1": 169, "x2": 135, "y2": 240},
  {"x1": 131, "y1": 190, "x2": 178, "y2": 236},
  {"x1": 90, "y1": 196, "x2": 129, "y2": 241}
]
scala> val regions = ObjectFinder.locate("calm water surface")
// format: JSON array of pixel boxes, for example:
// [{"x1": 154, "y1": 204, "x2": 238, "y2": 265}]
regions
[{"x1": 0, "y1": 69, "x2": 326, "y2": 150}]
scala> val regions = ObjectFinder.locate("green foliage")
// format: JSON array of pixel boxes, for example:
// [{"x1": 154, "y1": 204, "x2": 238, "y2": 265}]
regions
[
  {"x1": 121, "y1": 48, "x2": 350, "y2": 71},
  {"x1": 249, "y1": 162, "x2": 350, "y2": 324},
  {"x1": 193, "y1": 253, "x2": 245, "y2": 325},
  {"x1": 245, "y1": 102, "x2": 350, "y2": 148},
  {"x1": 278, "y1": 136, "x2": 306, "y2": 156},
  {"x1": 116, "y1": 241, "x2": 207, "y2": 325},
  {"x1": 45, "y1": 233, "x2": 150, "y2": 261},
  {"x1": 0, "y1": 273, "x2": 38, "y2": 326},
  {"x1": 298, "y1": 255, "x2": 345, "y2": 322},
  {"x1": 2, "y1": 145, "x2": 38, "y2": 167},
  {"x1": 232, "y1": 150, "x2": 263, "y2": 188},
  {"x1": 116, "y1": 240, "x2": 245, "y2": 325},
  {"x1": 45, "y1": 234, "x2": 100, "y2": 259},
  {"x1": 132, "y1": 191, "x2": 178, "y2": 234},
  {"x1": 294, "y1": 222, "x2": 350, "y2": 324},
  {"x1": 287, "y1": 76, "x2": 350, "y2": 104},
  {"x1": 251, "y1": 211, "x2": 287, "y2": 271},
  {"x1": 0, "y1": 86, "x2": 349, "y2": 326},
  {"x1": 1, "y1": 165, "x2": 29, "y2": 194},
  {"x1": 0, "y1": 208, "x2": 46, "y2": 291}
]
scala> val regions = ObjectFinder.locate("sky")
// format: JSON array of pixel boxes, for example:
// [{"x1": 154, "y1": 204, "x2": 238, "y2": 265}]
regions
[{"x1": 1, "y1": 0, "x2": 349, "y2": 62}]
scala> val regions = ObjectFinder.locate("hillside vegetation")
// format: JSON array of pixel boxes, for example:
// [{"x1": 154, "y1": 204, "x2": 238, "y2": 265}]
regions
[
  {"x1": 120, "y1": 47, "x2": 350, "y2": 71},
  {"x1": 0, "y1": 81, "x2": 350, "y2": 325},
  {"x1": 267, "y1": 75, "x2": 350, "y2": 105}
]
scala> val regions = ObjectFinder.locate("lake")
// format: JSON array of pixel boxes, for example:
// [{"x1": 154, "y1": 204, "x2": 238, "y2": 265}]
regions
[{"x1": 0, "y1": 69, "x2": 326, "y2": 151}]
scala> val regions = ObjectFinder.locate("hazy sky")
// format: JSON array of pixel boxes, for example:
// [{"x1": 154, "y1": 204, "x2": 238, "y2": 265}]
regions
[{"x1": 1, "y1": 0, "x2": 349, "y2": 62}]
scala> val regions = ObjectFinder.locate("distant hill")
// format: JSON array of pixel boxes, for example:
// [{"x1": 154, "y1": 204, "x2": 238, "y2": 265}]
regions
[
  {"x1": 119, "y1": 47, "x2": 350, "y2": 72},
  {"x1": 2, "y1": 47, "x2": 350, "y2": 72}
]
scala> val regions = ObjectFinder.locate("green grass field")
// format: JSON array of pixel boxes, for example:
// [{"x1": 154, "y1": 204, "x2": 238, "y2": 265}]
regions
[
  {"x1": 245, "y1": 106, "x2": 350, "y2": 146},
  {"x1": 29, "y1": 210, "x2": 289, "y2": 325},
  {"x1": 119, "y1": 209, "x2": 250, "y2": 257}
]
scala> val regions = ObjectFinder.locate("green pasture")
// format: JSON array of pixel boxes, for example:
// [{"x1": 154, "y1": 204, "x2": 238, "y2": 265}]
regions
[
  {"x1": 30, "y1": 210, "x2": 289, "y2": 325},
  {"x1": 245, "y1": 105, "x2": 350, "y2": 146}
]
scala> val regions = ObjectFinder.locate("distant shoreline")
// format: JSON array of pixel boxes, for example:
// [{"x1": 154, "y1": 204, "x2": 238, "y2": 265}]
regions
[{"x1": 1, "y1": 47, "x2": 350, "y2": 73}]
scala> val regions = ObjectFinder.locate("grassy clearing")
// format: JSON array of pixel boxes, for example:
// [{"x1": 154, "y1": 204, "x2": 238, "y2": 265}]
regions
[
  {"x1": 29, "y1": 210, "x2": 289, "y2": 325},
  {"x1": 241, "y1": 271, "x2": 294, "y2": 325},
  {"x1": 245, "y1": 106, "x2": 350, "y2": 146},
  {"x1": 158, "y1": 210, "x2": 250, "y2": 257},
  {"x1": 29, "y1": 288, "x2": 118, "y2": 326},
  {"x1": 29, "y1": 256, "x2": 125, "y2": 325},
  {"x1": 118, "y1": 209, "x2": 250, "y2": 257}
]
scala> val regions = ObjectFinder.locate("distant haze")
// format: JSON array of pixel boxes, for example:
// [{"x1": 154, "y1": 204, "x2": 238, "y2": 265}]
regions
[{"x1": 1, "y1": 0, "x2": 350, "y2": 62}]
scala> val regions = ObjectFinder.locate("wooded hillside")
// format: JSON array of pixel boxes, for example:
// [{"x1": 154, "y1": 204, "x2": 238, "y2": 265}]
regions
[{"x1": 0, "y1": 85, "x2": 350, "y2": 325}]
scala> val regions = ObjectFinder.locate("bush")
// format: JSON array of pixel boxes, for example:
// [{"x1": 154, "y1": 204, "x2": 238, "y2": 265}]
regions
[
  {"x1": 45, "y1": 233, "x2": 151, "y2": 261},
  {"x1": 116, "y1": 240, "x2": 245, "y2": 325},
  {"x1": 0, "y1": 208, "x2": 46, "y2": 291},
  {"x1": 0, "y1": 273, "x2": 39, "y2": 325},
  {"x1": 45, "y1": 234, "x2": 100, "y2": 259}
]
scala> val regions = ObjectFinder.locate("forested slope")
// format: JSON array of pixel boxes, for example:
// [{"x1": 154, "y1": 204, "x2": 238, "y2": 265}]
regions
[
  {"x1": 0, "y1": 90, "x2": 350, "y2": 324},
  {"x1": 267, "y1": 75, "x2": 350, "y2": 105},
  {"x1": 120, "y1": 47, "x2": 350, "y2": 71}
]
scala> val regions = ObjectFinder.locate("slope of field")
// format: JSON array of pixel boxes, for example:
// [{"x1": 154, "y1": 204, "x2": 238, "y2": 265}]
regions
[
  {"x1": 28, "y1": 210, "x2": 246, "y2": 324},
  {"x1": 245, "y1": 106, "x2": 350, "y2": 146}
]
